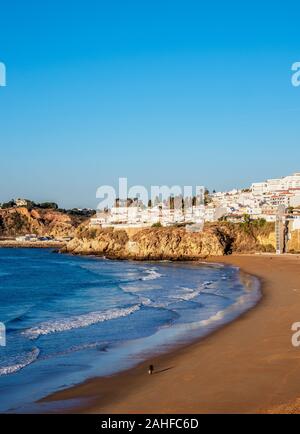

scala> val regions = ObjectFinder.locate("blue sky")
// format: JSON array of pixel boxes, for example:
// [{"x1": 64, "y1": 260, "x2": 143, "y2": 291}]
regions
[{"x1": 0, "y1": 1, "x2": 299, "y2": 208}]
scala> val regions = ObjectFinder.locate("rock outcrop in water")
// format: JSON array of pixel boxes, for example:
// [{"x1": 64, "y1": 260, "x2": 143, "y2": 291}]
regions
[{"x1": 62, "y1": 222, "x2": 276, "y2": 259}]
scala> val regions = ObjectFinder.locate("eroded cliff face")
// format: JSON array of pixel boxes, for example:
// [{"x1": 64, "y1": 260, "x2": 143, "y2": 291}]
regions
[
  {"x1": 287, "y1": 230, "x2": 300, "y2": 253},
  {"x1": 62, "y1": 222, "x2": 276, "y2": 259},
  {"x1": 0, "y1": 207, "x2": 86, "y2": 238}
]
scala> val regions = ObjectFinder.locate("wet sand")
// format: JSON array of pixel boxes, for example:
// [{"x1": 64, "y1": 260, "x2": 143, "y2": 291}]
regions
[{"x1": 43, "y1": 254, "x2": 300, "y2": 414}]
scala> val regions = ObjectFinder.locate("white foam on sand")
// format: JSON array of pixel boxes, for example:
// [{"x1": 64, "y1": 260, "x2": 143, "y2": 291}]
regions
[{"x1": 187, "y1": 277, "x2": 261, "y2": 332}]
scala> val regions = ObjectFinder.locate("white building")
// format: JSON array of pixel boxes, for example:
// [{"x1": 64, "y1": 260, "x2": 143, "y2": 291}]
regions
[
  {"x1": 15, "y1": 198, "x2": 29, "y2": 207},
  {"x1": 291, "y1": 216, "x2": 300, "y2": 230},
  {"x1": 90, "y1": 216, "x2": 107, "y2": 226},
  {"x1": 290, "y1": 194, "x2": 300, "y2": 208},
  {"x1": 15, "y1": 234, "x2": 38, "y2": 242},
  {"x1": 204, "y1": 206, "x2": 227, "y2": 222},
  {"x1": 251, "y1": 173, "x2": 300, "y2": 195},
  {"x1": 251, "y1": 182, "x2": 268, "y2": 195},
  {"x1": 89, "y1": 172, "x2": 300, "y2": 228},
  {"x1": 91, "y1": 204, "x2": 205, "y2": 228}
]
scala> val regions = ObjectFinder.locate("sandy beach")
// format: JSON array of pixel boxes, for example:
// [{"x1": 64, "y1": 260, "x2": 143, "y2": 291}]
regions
[{"x1": 43, "y1": 254, "x2": 300, "y2": 414}]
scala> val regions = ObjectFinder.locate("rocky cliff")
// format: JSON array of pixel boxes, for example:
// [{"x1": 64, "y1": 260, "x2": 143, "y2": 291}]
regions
[
  {"x1": 287, "y1": 229, "x2": 300, "y2": 253},
  {"x1": 62, "y1": 222, "x2": 276, "y2": 259},
  {"x1": 0, "y1": 207, "x2": 87, "y2": 238}
]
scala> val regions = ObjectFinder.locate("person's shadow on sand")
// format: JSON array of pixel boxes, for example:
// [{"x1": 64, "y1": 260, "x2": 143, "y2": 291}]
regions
[{"x1": 154, "y1": 366, "x2": 174, "y2": 374}]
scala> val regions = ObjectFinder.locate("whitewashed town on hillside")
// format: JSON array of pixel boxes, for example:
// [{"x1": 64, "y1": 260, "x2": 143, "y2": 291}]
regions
[{"x1": 90, "y1": 172, "x2": 300, "y2": 231}]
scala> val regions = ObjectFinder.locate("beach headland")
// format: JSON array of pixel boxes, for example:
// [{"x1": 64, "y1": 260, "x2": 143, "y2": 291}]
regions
[{"x1": 42, "y1": 254, "x2": 300, "y2": 414}]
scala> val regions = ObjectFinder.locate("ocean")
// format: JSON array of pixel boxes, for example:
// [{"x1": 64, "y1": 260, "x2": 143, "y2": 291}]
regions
[{"x1": 0, "y1": 248, "x2": 260, "y2": 412}]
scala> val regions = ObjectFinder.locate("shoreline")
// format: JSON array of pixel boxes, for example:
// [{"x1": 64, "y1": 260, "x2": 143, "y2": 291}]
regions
[
  {"x1": 40, "y1": 253, "x2": 300, "y2": 414},
  {"x1": 39, "y1": 259, "x2": 261, "y2": 414}
]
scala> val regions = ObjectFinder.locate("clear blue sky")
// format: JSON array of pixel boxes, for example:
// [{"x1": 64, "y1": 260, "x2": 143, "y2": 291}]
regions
[{"x1": 0, "y1": 1, "x2": 299, "y2": 208}]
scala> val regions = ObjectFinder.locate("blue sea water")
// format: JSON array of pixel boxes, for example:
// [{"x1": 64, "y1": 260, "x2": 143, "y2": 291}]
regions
[{"x1": 0, "y1": 248, "x2": 260, "y2": 413}]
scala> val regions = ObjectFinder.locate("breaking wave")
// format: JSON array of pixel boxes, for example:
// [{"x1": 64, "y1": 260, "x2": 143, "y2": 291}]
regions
[
  {"x1": 141, "y1": 268, "x2": 163, "y2": 281},
  {"x1": 173, "y1": 287, "x2": 202, "y2": 302},
  {"x1": 22, "y1": 305, "x2": 141, "y2": 340},
  {"x1": 171, "y1": 281, "x2": 215, "y2": 302},
  {"x1": 0, "y1": 348, "x2": 40, "y2": 376}
]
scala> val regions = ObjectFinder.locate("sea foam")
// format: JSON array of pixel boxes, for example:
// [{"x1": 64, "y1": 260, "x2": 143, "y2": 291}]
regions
[
  {"x1": 0, "y1": 348, "x2": 40, "y2": 376},
  {"x1": 22, "y1": 305, "x2": 141, "y2": 340},
  {"x1": 141, "y1": 268, "x2": 163, "y2": 281}
]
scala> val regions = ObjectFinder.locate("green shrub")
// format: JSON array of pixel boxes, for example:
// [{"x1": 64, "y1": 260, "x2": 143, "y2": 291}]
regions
[{"x1": 152, "y1": 222, "x2": 162, "y2": 228}]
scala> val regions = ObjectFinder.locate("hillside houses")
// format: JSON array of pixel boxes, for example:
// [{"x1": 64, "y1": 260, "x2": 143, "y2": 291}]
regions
[{"x1": 90, "y1": 172, "x2": 300, "y2": 229}]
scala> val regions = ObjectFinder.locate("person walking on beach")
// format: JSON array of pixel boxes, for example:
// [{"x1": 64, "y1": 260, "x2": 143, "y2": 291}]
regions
[{"x1": 148, "y1": 364, "x2": 154, "y2": 375}]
